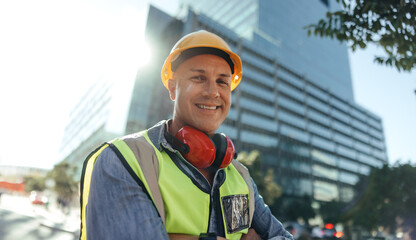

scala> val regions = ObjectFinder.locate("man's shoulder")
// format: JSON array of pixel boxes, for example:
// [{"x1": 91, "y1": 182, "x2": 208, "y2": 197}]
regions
[{"x1": 231, "y1": 160, "x2": 249, "y2": 174}]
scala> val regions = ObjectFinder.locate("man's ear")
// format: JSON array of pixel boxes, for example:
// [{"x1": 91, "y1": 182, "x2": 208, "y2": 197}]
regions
[{"x1": 168, "y1": 78, "x2": 176, "y2": 101}]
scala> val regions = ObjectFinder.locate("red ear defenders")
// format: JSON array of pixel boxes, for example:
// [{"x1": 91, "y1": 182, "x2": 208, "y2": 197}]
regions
[{"x1": 165, "y1": 126, "x2": 236, "y2": 169}]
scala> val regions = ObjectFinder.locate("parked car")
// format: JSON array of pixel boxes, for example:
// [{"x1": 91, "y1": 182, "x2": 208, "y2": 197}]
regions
[
  {"x1": 322, "y1": 223, "x2": 343, "y2": 239},
  {"x1": 283, "y1": 222, "x2": 311, "y2": 240},
  {"x1": 29, "y1": 191, "x2": 48, "y2": 205},
  {"x1": 311, "y1": 226, "x2": 324, "y2": 239}
]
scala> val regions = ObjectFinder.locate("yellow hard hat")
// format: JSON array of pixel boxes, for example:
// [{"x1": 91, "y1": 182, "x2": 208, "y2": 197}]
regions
[{"x1": 161, "y1": 30, "x2": 242, "y2": 91}]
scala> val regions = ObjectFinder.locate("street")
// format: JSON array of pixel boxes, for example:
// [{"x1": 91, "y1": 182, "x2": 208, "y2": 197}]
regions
[{"x1": 0, "y1": 194, "x2": 79, "y2": 240}]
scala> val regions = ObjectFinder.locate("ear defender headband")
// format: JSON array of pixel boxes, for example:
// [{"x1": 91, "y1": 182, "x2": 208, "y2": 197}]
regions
[{"x1": 164, "y1": 126, "x2": 236, "y2": 169}]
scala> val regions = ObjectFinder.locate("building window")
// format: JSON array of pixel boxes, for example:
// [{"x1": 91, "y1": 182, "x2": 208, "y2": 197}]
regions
[
  {"x1": 278, "y1": 81, "x2": 304, "y2": 101},
  {"x1": 311, "y1": 149, "x2": 337, "y2": 166},
  {"x1": 313, "y1": 164, "x2": 338, "y2": 181},
  {"x1": 280, "y1": 123, "x2": 310, "y2": 143},
  {"x1": 307, "y1": 109, "x2": 331, "y2": 126},
  {"x1": 277, "y1": 70, "x2": 304, "y2": 89},
  {"x1": 339, "y1": 171, "x2": 359, "y2": 185},
  {"x1": 278, "y1": 109, "x2": 307, "y2": 129},
  {"x1": 313, "y1": 180, "x2": 338, "y2": 202},
  {"x1": 311, "y1": 135, "x2": 335, "y2": 152},
  {"x1": 240, "y1": 81, "x2": 275, "y2": 102},
  {"x1": 306, "y1": 84, "x2": 328, "y2": 102},
  {"x1": 278, "y1": 95, "x2": 306, "y2": 115},
  {"x1": 240, "y1": 97, "x2": 275, "y2": 117},
  {"x1": 309, "y1": 122, "x2": 332, "y2": 139},
  {"x1": 241, "y1": 129, "x2": 278, "y2": 147},
  {"x1": 241, "y1": 112, "x2": 278, "y2": 132}
]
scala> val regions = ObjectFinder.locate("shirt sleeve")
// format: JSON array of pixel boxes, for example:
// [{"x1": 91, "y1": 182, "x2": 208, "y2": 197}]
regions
[
  {"x1": 86, "y1": 147, "x2": 169, "y2": 240},
  {"x1": 250, "y1": 179, "x2": 294, "y2": 240}
]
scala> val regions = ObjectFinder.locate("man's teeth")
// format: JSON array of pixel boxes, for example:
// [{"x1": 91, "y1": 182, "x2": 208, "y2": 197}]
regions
[{"x1": 197, "y1": 104, "x2": 217, "y2": 110}]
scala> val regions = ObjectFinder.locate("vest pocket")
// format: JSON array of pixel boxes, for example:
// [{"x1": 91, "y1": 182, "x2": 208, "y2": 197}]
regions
[{"x1": 221, "y1": 194, "x2": 249, "y2": 234}]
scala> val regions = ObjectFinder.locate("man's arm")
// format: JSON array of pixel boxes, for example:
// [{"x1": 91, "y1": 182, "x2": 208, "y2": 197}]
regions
[
  {"x1": 250, "y1": 179, "x2": 294, "y2": 240},
  {"x1": 86, "y1": 147, "x2": 169, "y2": 239}
]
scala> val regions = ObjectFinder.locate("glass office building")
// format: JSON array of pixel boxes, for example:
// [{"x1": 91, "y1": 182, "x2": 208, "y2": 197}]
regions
[
  {"x1": 60, "y1": 2, "x2": 388, "y2": 203},
  {"x1": 59, "y1": 73, "x2": 135, "y2": 175}
]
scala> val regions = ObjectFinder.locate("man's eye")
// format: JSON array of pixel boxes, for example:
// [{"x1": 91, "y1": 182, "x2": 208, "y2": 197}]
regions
[
  {"x1": 218, "y1": 79, "x2": 229, "y2": 85},
  {"x1": 191, "y1": 76, "x2": 203, "y2": 80}
]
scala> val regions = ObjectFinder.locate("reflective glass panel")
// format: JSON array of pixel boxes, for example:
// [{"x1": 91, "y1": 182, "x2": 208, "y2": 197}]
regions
[
  {"x1": 352, "y1": 119, "x2": 368, "y2": 133},
  {"x1": 278, "y1": 81, "x2": 304, "y2": 101},
  {"x1": 331, "y1": 97, "x2": 350, "y2": 113},
  {"x1": 240, "y1": 97, "x2": 275, "y2": 117},
  {"x1": 313, "y1": 164, "x2": 338, "y2": 181},
  {"x1": 244, "y1": 67, "x2": 274, "y2": 87},
  {"x1": 278, "y1": 110, "x2": 307, "y2": 129},
  {"x1": 306, "y1": 84, "x2": 328, "y2": 101},
  {"x1": 306, "y1": 96, "x2": 330, "y2": 114},
  {"x1": 333, "y1": 132, "x2": 354, "y2": 147},
  {"x1": 242, "y1": 51, "x2": 275, "y2": 73},
  {"x1": 277, "y1": 70, "x2": 304, "y2": 89},
  {"x1": 351, "y1": 108, "x2": 368, "y2": 122},
  {"x1": 313, "y1": 180, "x2": 338, "y2": 201},
  {"x1": 339, "y1": 171, "x2": 359, "y2": 185},
  {"x1": 307, "y1": 109, "x2": 331, "y2": 126},
  {"x1": 308, "y1": 122, "x2": 332, "y2": 139},
  {"x1": 355, "y1": 142, "x2": 372, "y2": 155},
  {"x1": 338, "y1": 157, "x2": 359, "y2": 172},
  {"x1": 332, "y1": 120, "x2": 352, "y2": 135},
  {"x1": 336, "y1": 145, "x2": 356, "y2": 159},
  {"x1": 278, "y1": 95, "x2": 306, "y2": 115},
  {"x1": 331, "y1": 108, "x2": 350, "y2": 123},
  {"x1": 311, "y1": 149, "x2": 337, "y2": 166},
  {"x1": 240, "y1": 81, "x2": 275, "y2": 102},
  {"x1": 241, "y1": 130, "x2": 278, "y2": 147},
  {"x1": 241, "y1": 112, "x2": 278, "y2": 132},
  {"x1": 311, "y1": 135, "x2": 335, "y2": 152},
  {"x1": 280, "y1": 124, "x2": 309, "y2": 143},
  {"x1": 352, "y1": 130, "x2": 370, "y2": 143}
]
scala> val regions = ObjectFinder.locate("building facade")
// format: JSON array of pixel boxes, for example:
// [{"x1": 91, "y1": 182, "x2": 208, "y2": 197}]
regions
[
  {"x1": 60, "y1": 2, "x2": 388, "y2": 203},
  {"x1": 59, "y1": 72, "x2": 135, "y2": 175}
]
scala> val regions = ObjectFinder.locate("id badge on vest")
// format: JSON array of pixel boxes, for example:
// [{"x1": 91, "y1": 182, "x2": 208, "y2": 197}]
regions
[{"x1": 221, "y1": 194, "x2": 249, "y2": 233}]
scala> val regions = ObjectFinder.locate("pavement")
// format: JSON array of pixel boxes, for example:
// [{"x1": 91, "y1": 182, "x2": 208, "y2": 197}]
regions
[{"x1": 0, "y1": 193, "x2": 80, "y2": 237}]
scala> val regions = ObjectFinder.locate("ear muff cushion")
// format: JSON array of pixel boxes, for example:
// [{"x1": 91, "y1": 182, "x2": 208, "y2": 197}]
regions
[
  {"x1": 174, "y1": 126, "x2": 216, "y2": 169},
  {"x1": 211, "y1": 133, "x2": 227, "y2": 169}
]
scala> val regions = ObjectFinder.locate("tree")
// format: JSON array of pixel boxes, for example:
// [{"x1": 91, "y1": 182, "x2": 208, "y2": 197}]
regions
[
  {"x1": 237, "y1": 150, "x2": 282, "y2": 206},
  {"x1": 23, "y1": 175, "x2": 46, "y2": 192},
  {"x1": 306, "y1": 0, "x2": 416, "y2": 72},
  {"x1": 237, "y1": 150, "x2": 316, "y2": 223},
  {"x1": 319, "y1": 200, "x2": 346, "y2": 224},
  {"x1": 283, "y1": 195, "x2": 316, "y2": 223},
  {"x1": 47, "y1": 162, "x2": 78, "y2": 200},
  {"x1": 344, "y1": 163, "x2": 416, "y2": 238}
]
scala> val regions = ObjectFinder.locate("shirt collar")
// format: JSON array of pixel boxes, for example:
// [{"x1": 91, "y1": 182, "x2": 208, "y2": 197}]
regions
[{"x1": 146, "y1": 119, "x2": 174, "y2": 152}]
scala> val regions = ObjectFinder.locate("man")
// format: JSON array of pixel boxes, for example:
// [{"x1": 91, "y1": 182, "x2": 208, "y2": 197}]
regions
[{"x1": 80, "y1": 30, "x2": 293, "y2": 240}]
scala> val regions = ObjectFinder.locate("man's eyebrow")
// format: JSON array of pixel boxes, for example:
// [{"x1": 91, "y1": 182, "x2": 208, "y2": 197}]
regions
[
  {"x1": 190, "y1": 68, "x2": 231, "y2": 77},
  {"x1": 190, "y1": 68, "x2": 205, "y2": 73}
]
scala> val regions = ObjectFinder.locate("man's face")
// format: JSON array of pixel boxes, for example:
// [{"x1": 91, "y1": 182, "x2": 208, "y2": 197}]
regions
[{"x1": 168, "y1": 54, "x2": 232, "y2": 136}]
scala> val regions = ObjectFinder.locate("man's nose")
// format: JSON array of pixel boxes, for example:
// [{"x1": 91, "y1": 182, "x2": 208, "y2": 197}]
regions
[{"x1": 204, "y1": 79, "x2": 220, "y2": 98}]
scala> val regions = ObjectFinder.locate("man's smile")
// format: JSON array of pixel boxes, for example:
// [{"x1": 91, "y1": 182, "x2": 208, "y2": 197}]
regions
[{"x1": 195, "y1": 104, "x2": 220, "y2": 110}]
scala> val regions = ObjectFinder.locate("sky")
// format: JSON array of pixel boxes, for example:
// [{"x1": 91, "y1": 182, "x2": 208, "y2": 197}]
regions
[{"x1": 0, "y1": 0, "x2": 415, "y2": 169}]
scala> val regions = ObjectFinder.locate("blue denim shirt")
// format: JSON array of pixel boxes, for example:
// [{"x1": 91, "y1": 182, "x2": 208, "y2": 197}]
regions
[{"x1": 86, "y1": 121, "x2": 293, "y2": 240}]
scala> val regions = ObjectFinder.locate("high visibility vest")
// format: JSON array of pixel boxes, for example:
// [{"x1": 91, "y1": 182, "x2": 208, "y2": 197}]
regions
[{"x1": 80, "y1": 130, "x2": 255, "y2": 240}]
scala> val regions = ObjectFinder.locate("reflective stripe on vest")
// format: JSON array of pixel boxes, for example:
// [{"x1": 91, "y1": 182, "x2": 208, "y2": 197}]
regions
[
  {"x1": 80, "y1": 130, "x2": 253, "y2": 239},
  {"x1": 80, "y1": 143, "x2": 109, "y2": 240}
]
